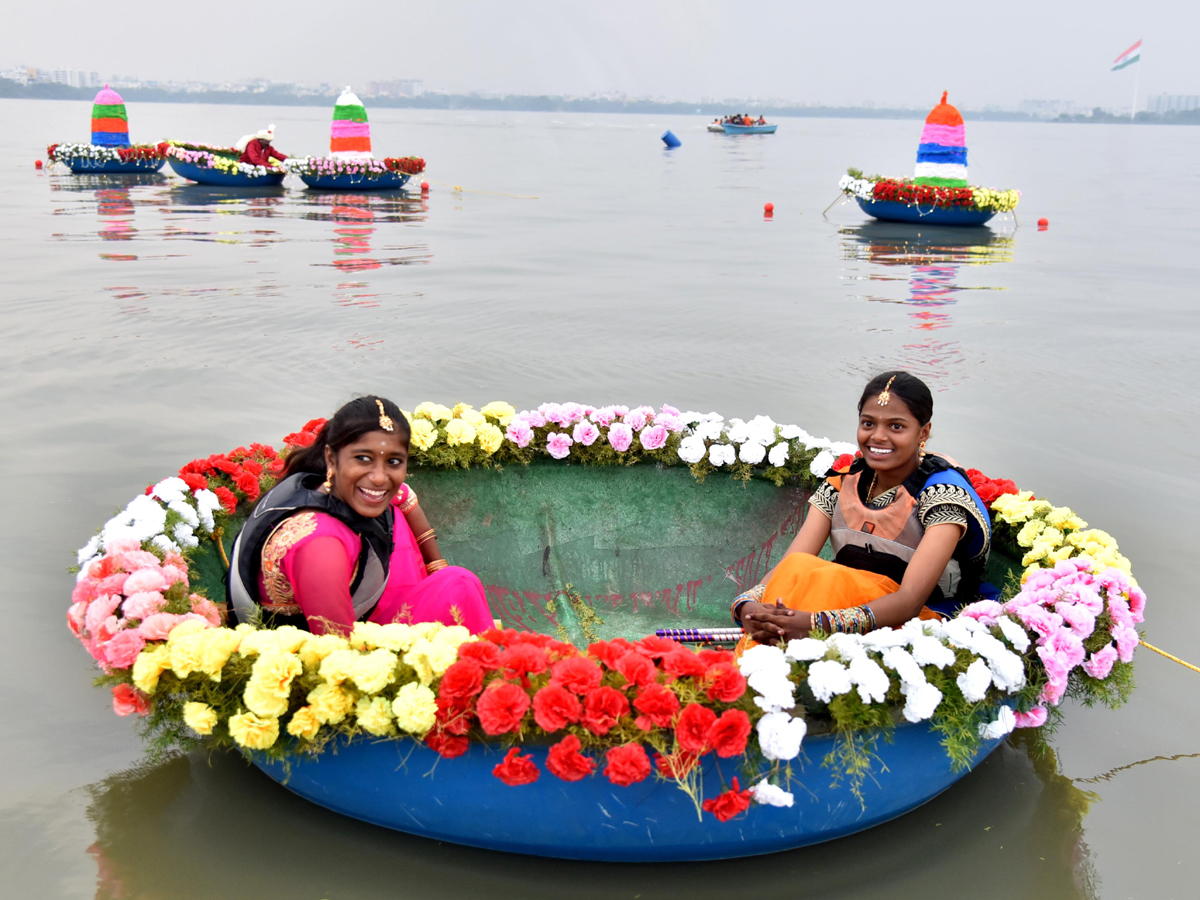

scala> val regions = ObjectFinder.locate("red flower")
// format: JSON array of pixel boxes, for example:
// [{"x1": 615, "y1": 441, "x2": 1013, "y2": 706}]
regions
[
  {"x1": 634, "y1": 634, "x2": 679, "y2": 658},
  {"x1": 546, "y1": 734, "x2": 596, "y2": 782},
  {"x1": 604, "y1": 743, "x2": 652, "y2": 786},
  {"x1": 180, "y1": 473, "x2": 209, "y2": 492},
  {"x1": 614, "y1": 650, "x2": 657, "y2": 688},
  {"x1": 702, "y1": 777, "x2": 752, "y2": 822},
  {"x1": 212, "y1": 457, "x2": 241, "y2": 476},
  {"x1": 499, "y1": 643, "x2": 550, "y2": 685},
  {"x1": 697, "y1": 648, "x2": 734, "y2": 667},
  {"x1": 234, "y1": 471, "x2": 261, "y2": 501},
  {"x1": 707, "y1": 709, "x2": 752, "y2": 758},
  {"x1": 655, "y1": 750, "x2": 699, "y2": 779},
  {"x1": 111, "y1": 683, "x2": 149, "y2": 717},
  {"x1": 213, "y1": 487, "x2": 238, "y2": 514},
  {"x1": 250, "y1": 442, "x2": 278, "y2": 459},
  {"x1": 832, "y1": 452, "x2": 855, "y2": 472},
  {"x1": 283, "y1": 431, "x2": 317, "y2": 449},
  {"x1": 551, "y1": 655, "x2": 603, "y2": 694},
  {"x1": 438, "y1": 659, "x2": 485, "y2": 701},
  {"x1": 492, "y1": 748, "x2": 540, "y2": 786},
  {"x1": 532, "y1": 685, "x2": 582, "y2": 732},
  {"x1": 662, "y1": 647, "x2": 707, "y2": 679},
  {"x1": 481, "y1": 627, "x2": 518, "y2": 645},
  {"x1": 302, "y1": 418, "x2": 327, "y2": 434},
  {"x1": 434, "y1": 695, "x2": 474, "y2": 735},
  {"x1": 266, "y1": 458, "x2": 285, "y2": 476},
  {"x1": 510, "y1": 630, "x2": 554, "y2": 648},
  {"x1": 475, "y1": 681, "x2": 531, "y2": 735},
  {"x1": 424, "y1": 729, "x2": 469, "y2": 758},
  {"x1": 703, "y1": 662, "x2": 747, "y2": 703},
  {"x1": 633, "y1": 683, "x2": 680, "y2": 730},
  {"x1": 588, "y1": 638, "x2": 633, "y2": 670},
  {"x1": 458, "y1": 640, "x2": 503, "y2": 670},
  {"x1": 675, "y1": 703, "x2": 717, "y2": 755},
  {"x1": 241, "y1": 459, "x2": 264, "y2": 477},
  {"x1": 581, "y1": 686, "x2": 629, "y2": 735}
]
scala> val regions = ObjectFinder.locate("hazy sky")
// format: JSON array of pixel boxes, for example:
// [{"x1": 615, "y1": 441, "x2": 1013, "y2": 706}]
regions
[{"x1": 5, "y1": 1, "x2": 1194, "y2": 108}]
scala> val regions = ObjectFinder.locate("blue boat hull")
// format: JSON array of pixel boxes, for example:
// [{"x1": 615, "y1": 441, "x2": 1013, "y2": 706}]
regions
[
  {"x1": 252, "y1": 722, "x2": 1004, "y2": 861},
  {"x1": 167, "y1": 156, "x2": 286, "y2": 187},
  {"x1": 856, "y1": 197, "x2": 997, "y2": 226},
  {"x1": 63, "y1": 157, "x2": 166, "y2": 174},
  {"x1": 299, "y1": 172, "x2": 411, "y2": 190},
  {"x1": 722, "y1": 124, "x2": 777, "y2": 134}
]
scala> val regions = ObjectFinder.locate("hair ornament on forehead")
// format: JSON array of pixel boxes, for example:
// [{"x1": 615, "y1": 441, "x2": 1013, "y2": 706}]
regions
[
  {"x1": 876, "y1": 375, "x2": 897, "y2": 406},
  {"x1": 376, "y1": 399, "x2": 395, "y2": 432}
]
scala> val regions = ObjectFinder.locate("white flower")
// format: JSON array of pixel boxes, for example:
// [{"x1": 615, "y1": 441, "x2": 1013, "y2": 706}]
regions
[
  {"x1": 767, "y1": 442, "x2": 790, "y2": 468},
  {"x1": 778, "y1": 424, "x2": 814, "y2": 442},
  {"x1": 862, "y1": 627, "x2": 910, "y2": 650},
  {"x1": 848, "y1": 656, "x2": 891, "y2": 704},
  {"x1": 103, "y1": 494, "x2": 168, "y2": 545},
  {"x1": 677, "y1": 435, "x2": 707, "y2": 465},
  {"x1": 193, "y1": 489, "x2": 222, "y2": 532},
  {"x1": 908, "y1": 634, "x2": 956, "y2": 669},
  {"x1": 745, "y1": 416, "x2": 778, "y2": 446},
  {"x1": 173, "y1": 523, "x2": 200, "y2": 549},
  {"x1": 750, "y1": 780, "x2": 795, "y2": 808},
  {"x1": 756, "y1": 711, "x2": 806, "y2": 761},
  {"x1": 880, "y1": 646, "x2": 925, "y2": 689},
  {"x1": 809, "y1": 449, "x2": 835, "y2": 477},
  {"x1": 679, "y1": 410, "x2": 704, "y2": 426},
  {"x1": 738, "y1": 644, "x2": 791, "y2": 679},
  {"x1": 151, "y1": 534, "x2": 180, "y2": 554},
  {"x1": 738, "y1": 441, "x2": 766, "y2": 465},
  {"x1": 725, "y1": 419, "x2": 750, "y2": 444},
  {"x1": 996, "y1": 616, "x2": 1031, "y2": 653},
  {"x1": 829, "y1": 441, "x2": 859, "y2": 457},
  {"x1": 979, "y1": 705, "x2": 1017, "y2": 740},
  {"x1": 167, "y1": 499, "x2": 199, "y2": 528},
  {"x1": 708, "y1": 444, "x2": 735, "y2": 467},
  {"x1": 784, "y1": 637, "x2": 828, "y2": 662},
  {"x1": 826, "y1": 632, "x2": 868, "y2": 664},
  {"x1": 807, "y1": 659, "x2": 853, "y2": 703},
  {"x1": 956, "y1": 659, "x2": 993, "y2": 703},
  {"x1": 748, "y1": 669, "x2": 796, "y2": 713},
  {"x1": 902, "y1": 681, "x2": 943, "y2": 722},
  {"x1": 694, "y1": 420, "x2": 725, "y2": 441},
  {"x1": 76, "y1": 534, "x2": 101, "y2": 566},
  {"x1": 150, "y1": 477, "x2": 190, "y2": 504}
]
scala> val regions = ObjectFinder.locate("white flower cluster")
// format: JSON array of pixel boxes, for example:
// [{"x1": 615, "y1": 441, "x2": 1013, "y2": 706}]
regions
[
  {"x1": 738, "y1": 614, "x2": 1032, "y2": 807},
  {"x1": 675, "y1": 411, "x2": 857, "y2": 478},
  {"x1": 49, "y1": 143, "x2": 155, "y2": 164},
  {"x1": 838, "y1": 173, "x2": 878, "y2": 201},
  {"x1": 77, "y1": 477, "x2": 222, "y2": 576}
]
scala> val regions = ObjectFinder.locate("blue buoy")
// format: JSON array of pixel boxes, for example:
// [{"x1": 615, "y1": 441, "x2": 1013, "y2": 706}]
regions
[{"x1": 661, "y1": 130, "x2": 681, "y2": 148}]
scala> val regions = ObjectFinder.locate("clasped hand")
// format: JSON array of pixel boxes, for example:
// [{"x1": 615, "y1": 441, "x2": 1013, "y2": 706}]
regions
[{"x1": 740, "y1": 600, "x2": 809, "y2": 646}]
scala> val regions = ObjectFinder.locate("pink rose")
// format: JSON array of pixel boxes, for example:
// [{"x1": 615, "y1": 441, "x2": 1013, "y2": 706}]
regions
[
  {"x1": 611, "y1": 405, "x2": 630, "y2": 417},
  {"x1": 125, "y1": 569, "x2": 170, "y2": 597},
  {"x1": 623, "y1": 410, "x2": 649, "y2": 432},
  {"x1": 1082, "y1": 643, "x2": 1118, "y2": 679},
  {"x1": 608, "y1": 423, "x2": 633, "y2": 453},
  {"x1": 639, "y1": 424, "x2": 668, "y2": 451},
  {"x1": 85, "y1": 595, "x2": 122, "y2": 637},
  {"x1": 539, "y1": 403, "x2": 568, "y2": 427},
  {"x1": 506, "y1": 419, "x2": 534, "y2": 448},
  {"x1": 67, "y1": 602, "x2": 88, "y2": 637},
  {"x1": 546, "y1": 432, "x2": 573, "y2": 460},
  {"x1": 104, "y1": 629, "x2": 147, "y2": 669},
  {"x1": 191, "y1": 596, "x2": 223, "y2": 626},
  {"x1": 137, "y1": 612, "x2": 183, "y2": 641},
  {"x1": 572, "y1": 421, "x2": 600, "y2": 446},
  {"x1": 122, "y1": 591, "x2": 166, "y2": 620},
  {"x1": 1014, "y1": 705, "x2": 1048, "y2": 728},
  {"x1": 1046, "y1": 627, "x2": 1086, "y2": 669},
  {"x1": 112, "y1": 683, "x2": 149, "y2": 717}
]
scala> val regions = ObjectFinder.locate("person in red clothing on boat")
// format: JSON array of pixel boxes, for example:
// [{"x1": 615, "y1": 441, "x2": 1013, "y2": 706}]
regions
[
  {"x1": 236, "y1": 124, "x2": 288, "y2": 167},
  {"x1": 226, "y1": 395, "x2": 493, "y2": 636}
]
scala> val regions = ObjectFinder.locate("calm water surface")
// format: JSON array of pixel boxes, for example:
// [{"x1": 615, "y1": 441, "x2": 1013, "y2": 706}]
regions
[{"x1": 2, "y1": 99, "x2": 1198, "y2": 899}]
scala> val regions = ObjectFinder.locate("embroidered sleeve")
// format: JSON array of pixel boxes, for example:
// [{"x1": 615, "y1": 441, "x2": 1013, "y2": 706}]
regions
[
  {"x1": 918, "y1": 483, "x2": 981, "y2": 541},
  {"x1": 921, "y1": 504, "x2": 970, "y2": 532},
  {"x1": 808, "y1": 480, "x2": 838, "y2": 519},
  {"x1": 397, "y1": 484, "x2": 418, "y2": 513}
]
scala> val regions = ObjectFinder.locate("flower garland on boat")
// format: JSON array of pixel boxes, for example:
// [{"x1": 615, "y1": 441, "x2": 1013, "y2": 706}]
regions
[
  {"x1": 164, "y1": 141, "x2": 281, "y2": 179},
  {"x1": 283, "y1": 155, "x2": 426, "y2": 179},
  {"x1": 839, "y1": 170, "x2": 1020, "y2": 214},
  {"x1": 69, "y1": 407, "x2": 1143, "y2": 821},
  {"x1": 47, "y1": 142, "x2": 169, "y2": 164}
]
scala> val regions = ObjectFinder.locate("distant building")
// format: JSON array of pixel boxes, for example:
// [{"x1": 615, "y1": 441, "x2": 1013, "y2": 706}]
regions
[
  {"x1": 368, "y1": 79, "x2": 424, "y2": 98},
  {"x1": 1020, "y1": 99, "x2": 1078, "y2": 118},
  {"x1": 1147, "y1": 94, "x2": 1200, "y2": 114}
]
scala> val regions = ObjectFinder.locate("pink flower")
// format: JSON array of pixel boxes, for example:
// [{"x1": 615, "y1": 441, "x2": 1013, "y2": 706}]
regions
[
  {"x1": 125, "y1": 568, "x2": 169, "y2": 594},
  {"x1": 608, "y1": 423, "x2": 633, "y2": 452},
  {"x1": 1054, "y1": 601, "x2": 1096, "y2": 639},
  {"x1": 105, "y1": 537, "x2": 142, "y2": 554},
  {"x1": 1082, "y1": 644, "x2": 1118, "y2": 679},
  {"x1": 590, "y1": 407, "x2": 617, "y2": 427},
  {"x1": 522, "y1": 410, "x2": 547, "y2": 428},
  {"x1": 1014, "y1": 605, "x2": 1063, "y2": 642},
  {"x1": 85, "y1": 595, "x2": 122, "y2": 637},
  {"x1": 191, "y1": 596, "x2": 223, "y2": 626},
  {"x1": 610, "y1": 405, "x2": 630, "y2": 417},
  {"x1": 561, "y1": 402, "x2": 585, "y2": 424},
  {"x1": 572, "y1": 421, "x2": 600, "y2": 446},
  {"x1": 623, "y1": 410, "x2": 649, "y2": 432},
  {"x1": 506, "y1": 419, "x2": 534, "y2": 448},
  {"x1": 1128, "y1": 586, "x2": 1146, "y2": 623},
  {"x1": 67, "y1": 602, "x2": 87, "y2": 637},
  {"x1": 137, "y1": 612, "x2": 183, "y2": 641},
  {"x1": 1040, "y1": 675, "x2": 1067, "y2": 706},
  {"x1": 112, "y1": 684, "x2": 149, "y2": 717},
  {"x1": 1046, "y1": 627, "x2": 1086, "y2": 669},
  {"x1": 71, "y1": 579, "x2": 99, "y2": 607},
  {"x1": 1037, "y1": 646, "x2": 1071, "y2": 685},
  {"x1": 104, "y1": 629, "x2": 146, "y2": 669},
  {"x1": 1107, "y1": 596, "x2": 1133, "y2": 630},
  {"x1": 122, "y1": 591, "x2": 165, "y2": 620},
  {"x1": 960, "y1": 599, "x2": 1003, "y2": 627},
  {"x1": 546, "y1": 432, "x2": 574, "y2": 460},
  {"x1": 1014, "y1": 706, "x2": 1048, "y2": 728},
  {"x1": 112, "y1": 549, "x2": 162, "y2": 571},
  {"x1": 1112, "y1": 624, "x2": 1139, "y2": 663},
  {"x1": 539, "y1": 403, "x2": 568, "y2": 427},
  {"x1": 659, "y1": 404, "x2": 681, "y2": 417},
  {"x1": 640, "y1": 424, "x2": 669, "y2": 451},
  {"x1": 655, "y1": 413, "x2": 683, "y2": 433},
  {"x1": 161, "y1": 564, "x2": 189, "y2": 587},
  {"x1": 97, "y1": 573, "x2": 130, "y2": 595}
]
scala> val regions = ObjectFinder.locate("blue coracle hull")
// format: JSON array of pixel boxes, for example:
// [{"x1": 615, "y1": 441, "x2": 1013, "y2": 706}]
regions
[
  {"x1": 299, "y1": 172, "x2": 411, "y2": 190},
  {"x1": 64, "y1": 157, "x2": 166, "y2": 174},
  {"x1": 856, "y1": 198, "x2": 997, "y2": 226},
  {"x1": 167, "y1": 157, "x2": 286, "y2": 186}
]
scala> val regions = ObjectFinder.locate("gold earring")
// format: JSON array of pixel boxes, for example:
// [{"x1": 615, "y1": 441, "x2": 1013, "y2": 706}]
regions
[
  {"x1": 323, "y1": 468, "x2": 334, "y2": 491},
  {"x1": 919, "y1": 440, "x2": 927, "y2": 458}
]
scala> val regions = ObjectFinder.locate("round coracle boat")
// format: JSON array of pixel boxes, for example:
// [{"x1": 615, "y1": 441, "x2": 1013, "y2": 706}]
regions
[
  {"x1": 285, "y1": 157, "x2": 424, "y2": 191},
  {"x1": 69, "y1": 401, "x2": 1144, "y2": 861},
  {"x1": 165, "y1": 141, "x2": 287, "y2": 187},
  {"x1": 47, "y1": 142, "x2": 167, "y2": 174}
]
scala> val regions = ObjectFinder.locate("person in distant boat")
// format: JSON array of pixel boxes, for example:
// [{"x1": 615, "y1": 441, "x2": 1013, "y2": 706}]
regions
[
  {"x1": 732, "y1": 371, "x2": 991, "y2": 646},
  {"x1": 742, "y1": 115, "x2": 752, "y2": 126},
  {"x1": 227, "y1": 395, "x2": 493, "y2": 636},
  {"x1": 237, "y1": 124, "x2": 288, "y2": 167},
  {"x1": 756, "y1": 116, "x2": 766, "y2": 125}
]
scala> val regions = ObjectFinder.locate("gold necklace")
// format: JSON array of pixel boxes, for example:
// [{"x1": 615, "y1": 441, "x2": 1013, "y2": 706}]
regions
[{"x1": 865, "y1": 471, "x2": 878, "y2": 503}]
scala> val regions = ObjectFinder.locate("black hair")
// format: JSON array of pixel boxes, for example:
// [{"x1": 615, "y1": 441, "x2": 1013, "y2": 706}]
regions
[
  {"x1": 283, "y1": 395, "x2": 411, "y2": 478},
  {"x1": 857, "y1": 371, "x2": 933, "y2": 425}
]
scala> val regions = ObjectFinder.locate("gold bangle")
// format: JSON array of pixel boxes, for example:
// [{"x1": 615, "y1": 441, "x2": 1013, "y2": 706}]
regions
[
  {"x1": 425, "y1": 559, "x2": 448, "y2": 574},
  {"x1": 415, "y1": 528, "x2": 436, "y2": 545}
]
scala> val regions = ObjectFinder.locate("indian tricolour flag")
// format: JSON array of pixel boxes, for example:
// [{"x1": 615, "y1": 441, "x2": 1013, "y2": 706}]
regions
[{"x1": 1112, "y1": 40, "x2": 1142, "y2": 71}]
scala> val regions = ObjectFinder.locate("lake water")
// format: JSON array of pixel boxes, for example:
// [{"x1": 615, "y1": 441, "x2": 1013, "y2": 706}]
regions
[{"x1": 2, "y1": 98, "x2": 1198, "y2": 898}]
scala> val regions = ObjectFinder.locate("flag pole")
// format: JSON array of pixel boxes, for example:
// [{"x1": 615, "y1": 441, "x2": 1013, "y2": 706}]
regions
[{"x1": 1131, "y1": 61, "x2": 1140, "y2": 121}]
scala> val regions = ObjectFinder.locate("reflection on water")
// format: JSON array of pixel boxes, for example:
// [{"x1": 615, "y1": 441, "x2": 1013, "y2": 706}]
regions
[
  {"x1": 80, "y1": 738, "x2": 1098, "y2": 900},
  {"x1": 840, "y1": 223, "x2": 1014, "y2": 389}
]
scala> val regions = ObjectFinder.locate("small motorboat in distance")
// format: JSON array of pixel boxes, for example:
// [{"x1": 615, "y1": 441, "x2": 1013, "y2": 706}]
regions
[{"x1": 723, "y1": 122, "x2": 777, "y2": 135}]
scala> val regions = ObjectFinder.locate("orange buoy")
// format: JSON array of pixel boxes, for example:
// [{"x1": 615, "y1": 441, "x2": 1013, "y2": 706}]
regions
[
  {"x1": 420, "y1": 181, "x2": 430, "y2": 192},
  {"x1": 35, "y1": 159, "x2": 43, "y2": 169},
  {"x1": 764, "y1": 202, "x2": 774, "y2": 213},
  {"x1": 1037, "y1": 217, "x2": 1049, "y2": 230}
]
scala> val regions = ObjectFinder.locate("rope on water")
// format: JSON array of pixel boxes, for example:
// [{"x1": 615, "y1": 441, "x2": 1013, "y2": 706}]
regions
[
  {"x1": 425, "y1": 179, "x2": 539, "y2": 200},
  {"x1": 1139, "y1": 639, "x2": 1200, "y2": 674}
]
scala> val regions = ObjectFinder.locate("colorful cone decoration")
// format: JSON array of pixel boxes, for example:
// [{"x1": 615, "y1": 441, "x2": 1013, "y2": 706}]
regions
[
  {"x1": 91, "y1": 85, "x2": 130, "y2": 148},
  {"x1": 913, "y1": 91, "x2": 967, "y2": 187},
  {"x1": 330, "y1": 87, "x2": 372, "y2": 160}
]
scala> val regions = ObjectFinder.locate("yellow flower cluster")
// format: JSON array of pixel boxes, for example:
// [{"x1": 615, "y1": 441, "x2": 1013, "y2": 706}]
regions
[
  {"x1": 127, "y1": 619, "x2": 476, "y2": 752},
  {"x1": 971, "y1": 187, "x2": 1020, "y2": 212},
  {"x1": 992, "y1": 492, "x2": 1132, "y2": 579},
  {"x1": 408, "y1": 402, "x2": 511, "y2": 456}
]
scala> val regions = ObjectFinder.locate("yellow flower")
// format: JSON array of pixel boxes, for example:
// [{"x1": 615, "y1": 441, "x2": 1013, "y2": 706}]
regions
[
  {"x1": 349, "y1": 622, "x2": 384, "y2": 651},
  {"x1": 445, "y1": 419, "x2": 477, "y2": 446},
  {"x1": 228, "y1": 711, "x2": 280, "y2": 750},
  {"x1": 460, "y1": 409, "x2": 486, "y2": 428},
  {"x1": 166, "y1": 618, "x2": 208, "y2": 644},
  {"x1": 243, "y1": 650, "x2": 303, "y2": 716},
  {"x1": 1050, "y1": 545, "x2": 1077, "y2": 563},
  {"x1": 318, "y1": 648, "x2": 359, "y2": 685},
  {"x1": 272, "y1": 626, "x2": 309, "y2": 655},
  {"x1": 237, "y1": 630, "x2": 283, "y2": 658},
  {"x1": 392, "y1": 682, "x2": 438, "y2": 735},
  {"x1": 286, "y1": 706, "x2": 322, "y2": 740},
  {"x1": 132, "y1": 645, "x2": 171, "y2": 694},
  {"x1": 410, "y1": 622, "x2": 444, "y2": 641},
  {"x1": 308, "y1": 683, "x2": 355, "y2": 724},
  {"x1": 477, "y1": 423, "x2": 504, "y2": 455},
  {"x1": 413, "y1": 402, "x2": 452, "y2": 423},
  {"x1": 404, "y1": 638, "x2": 459, "y2": 685},
  {"x1": 481, "y1": 401, "x2": 516, "y2": 426},
  {"x1": 1016, "y1": 519, "x2": 1044, "y2": 548},
  {"x1": 434, "y1": 626, "x2": 473, "y2": 651},
  {"x1": 355, "y1": 696, "x2": 395, "y2": 736},
  {"x1": 243, "y1": 678, "x2": 290, "y2": 718},
  {"x1": 298, "y1": 633, "x2": 350, "y2": 670},
  {"x1": 183, "y1": 701, "x2": 218, "y2": 735},
  {"x1": 372, "y1": 623, "x2": 417, "y2": 652},
  {"x1": 1045, "y1": 506, "x2": 1087, "y2": 531},
  {"x1": 197, "y1": 628, "x2": 242, "y2": 680},
  {"x1": 168, "y1": 630, "x2": 207, "y2": 678},
  {"x1": 451, "y1": 402, "x2": 475, "y2": 417},
  {"x1": 351, "y1": 648, "x2": 398, "y2": 694},
  {"x1": 410, "y1": 419, "x2": 438, "y2": 451}
]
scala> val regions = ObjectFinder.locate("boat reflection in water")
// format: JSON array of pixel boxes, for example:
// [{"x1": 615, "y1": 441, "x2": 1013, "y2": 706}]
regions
[
  {"x1": 81, "y1": 736, "x2": 1098, "y2": 900},
  {"x1": 840, "y1": 222, "x2": 1014, "y2": 388}
]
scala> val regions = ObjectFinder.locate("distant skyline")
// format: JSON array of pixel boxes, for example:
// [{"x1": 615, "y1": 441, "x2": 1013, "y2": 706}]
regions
[{"x1": 3, "y1": 1, "x2": 1192, "y2": 111}]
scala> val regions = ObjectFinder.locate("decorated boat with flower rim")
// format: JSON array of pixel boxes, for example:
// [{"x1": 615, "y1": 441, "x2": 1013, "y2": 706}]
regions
[
  {"x1": 68, "y1": 402, "x2": 1143, "y2": 861},
  {"x1": 48, "y1": 87, "x2": 167, "y2": 174},
  {"x1": 165, "y1": 141, "x2": 287, "y2": 187}
]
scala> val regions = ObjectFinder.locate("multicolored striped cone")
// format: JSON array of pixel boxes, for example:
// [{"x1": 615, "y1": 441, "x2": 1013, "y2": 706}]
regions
[
  {"x1": 330, "y1": 87, "x2": 372, "y2": 159},
  {"x1": 913, "y1": 91, "x2": 967, "y2": 187},
  {"x1": 91, "y1": 85, "x2": 130, "y2": 148}
]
